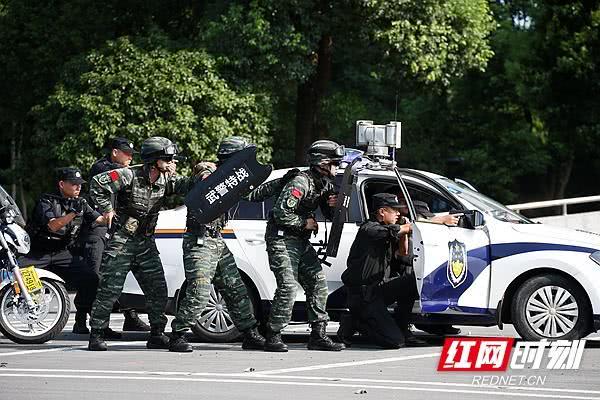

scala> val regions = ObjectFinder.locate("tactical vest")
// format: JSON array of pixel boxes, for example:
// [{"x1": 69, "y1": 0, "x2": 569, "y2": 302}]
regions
[
  {"x1": 27, "y1": 194, "x2": 83, "y2": 251},
  {"x1": 249, "y1": 168, "x2": 301, "y2": 203},
  {"x1": 115, "y1": 165, "x2": 166, "y2": 235},
  {"x1": 268, "y1": 169, "x2": 334, "y2": 226}
]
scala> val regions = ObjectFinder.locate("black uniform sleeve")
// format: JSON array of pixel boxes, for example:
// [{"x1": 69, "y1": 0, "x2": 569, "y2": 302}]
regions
[
  {"x1": 82, "y1": 201, "x2": 101, "y2": 224},
  {"x1": 361, "y1": 221, "x2": 402, "y2": 240},
  {"x1": 37, "y1": 197, "x2": 59, "y2": 228}
]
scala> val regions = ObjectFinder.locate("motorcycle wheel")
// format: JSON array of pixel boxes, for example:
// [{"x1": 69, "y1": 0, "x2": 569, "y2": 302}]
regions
[{"x1": 0, "y1": 278, "x2": 70, "y2": 344}]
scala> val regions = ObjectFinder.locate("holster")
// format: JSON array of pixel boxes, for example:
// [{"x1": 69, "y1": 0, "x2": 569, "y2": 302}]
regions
[
  {"x1": 187, "y1": 223, "x2": 220, "y2": 238},
  {"x1": 123, "y1": 216, "x2": 139, "y2": 235}
]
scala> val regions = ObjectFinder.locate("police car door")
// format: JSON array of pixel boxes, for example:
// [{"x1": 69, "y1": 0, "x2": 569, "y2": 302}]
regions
[
  {"x1": 395, "y1": 169, "x2": 492, "y2": 315},
  {"x1": 227, "y1": 200, "x2": 274, "y2": 301}
]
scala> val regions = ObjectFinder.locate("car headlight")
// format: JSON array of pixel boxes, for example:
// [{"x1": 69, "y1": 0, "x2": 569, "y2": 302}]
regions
[{"x1": 590, "y1": 251, "x2": 600, "y2": 266}]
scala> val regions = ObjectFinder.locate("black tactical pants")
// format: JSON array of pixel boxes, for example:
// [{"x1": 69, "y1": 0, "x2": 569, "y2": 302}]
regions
[
  {"x1": 82, "y1": 232, "x2": 106, "y2": 275},
  {"x1": 346, "y1": 271, "x2": 418, "y2": 349},
  {"x1": 19, "y1": 249, "x2": 99, "y2": 313}
]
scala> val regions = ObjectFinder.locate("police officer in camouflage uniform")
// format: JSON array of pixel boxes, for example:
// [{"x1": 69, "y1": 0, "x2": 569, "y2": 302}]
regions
[
  {"x1": 87, "y1": 137, "x2": 194, "y2": 351},
  {"x1": 169, "y1": 137, "x2": 265, "y2": 352},
  {"x1": 19, "y1": 168, "x2": 104, "y2": 333},
  {"x1": 262, "y1": 140, "x2": 346, "y2": 352},
  {"x1": 78, "y1": 137, "x2": 150, "y2": 335}
]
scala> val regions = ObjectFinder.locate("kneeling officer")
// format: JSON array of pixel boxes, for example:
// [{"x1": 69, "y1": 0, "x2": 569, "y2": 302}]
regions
[{"x1": 339, "y1": 193, "x2": 427, "y2": 348}]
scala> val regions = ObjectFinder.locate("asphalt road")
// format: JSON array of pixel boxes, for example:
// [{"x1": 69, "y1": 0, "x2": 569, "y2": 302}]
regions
[{"x1": 2, "y1": 311, "x2": 600, "y2": 400}]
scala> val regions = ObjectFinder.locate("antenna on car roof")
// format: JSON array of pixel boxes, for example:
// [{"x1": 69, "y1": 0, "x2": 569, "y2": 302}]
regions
[{"x1": 393, "y1": 91, "x2": 399, "y2": 165}]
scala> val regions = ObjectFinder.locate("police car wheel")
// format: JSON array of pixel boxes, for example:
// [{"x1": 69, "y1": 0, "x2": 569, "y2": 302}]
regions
[
  {"x1": 511, "y1": 274, "x2": 591, "y2": 341},
  {"x1": 181, "y1": 283, "x2": 258, "y2": 343}
]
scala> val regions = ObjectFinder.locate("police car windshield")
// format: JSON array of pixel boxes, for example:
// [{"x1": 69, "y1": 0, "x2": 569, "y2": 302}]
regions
[{"x1": 439, "y1": 178, "x2": 533, "y2": 224}]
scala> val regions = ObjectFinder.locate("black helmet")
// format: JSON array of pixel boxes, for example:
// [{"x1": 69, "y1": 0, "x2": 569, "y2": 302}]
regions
[
  {"x1": 217, "y1": 136, "x2": 254, "y2": 161},
  {"x1": 307, "y1": 140, "x2": 345, "y2": 166},
  {"x1": 140, "y1": 137, "x2": 179, "y2": 163}
]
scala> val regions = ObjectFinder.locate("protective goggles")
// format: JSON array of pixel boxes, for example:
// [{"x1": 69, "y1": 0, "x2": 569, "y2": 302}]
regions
[
  {"x1": 164, "y1": 143, "x2": 180, "y2": 155},
  {"x1": 333, "y1": 144, "x2": 345, "y2": 157}
]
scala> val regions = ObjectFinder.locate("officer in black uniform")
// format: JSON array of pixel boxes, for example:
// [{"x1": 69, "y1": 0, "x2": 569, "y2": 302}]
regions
[
  {"x1": 80, "y1": 137, "x2": 151, "y2": 333},
  {"x1": 19, "y1": 167, "x2": 104, "y2": 334},
  {"x1": 338, "y1": 193, "x2": 427, "y2": 349}
]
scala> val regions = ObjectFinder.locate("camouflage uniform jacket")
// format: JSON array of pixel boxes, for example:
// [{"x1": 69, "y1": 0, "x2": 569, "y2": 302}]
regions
[
  {"x1": 185, "y1": 161, "x2": 225, "y2": 235},
  {"x1": 266, "y1": 168, "x2": 335, "y2": 237},
  {"x1": 90, "y1": 164, "x2": 193, "y2": 236}
]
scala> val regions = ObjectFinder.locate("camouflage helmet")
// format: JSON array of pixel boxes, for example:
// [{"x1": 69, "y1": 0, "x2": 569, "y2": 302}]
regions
[
  {"x1": 307, "y1": 140, "x2": 345, "y2": 166},
  {"x1": 140, "y1": 136, "x2": 179, "y2": 163},
  {"x1": 217, "y1": 136, "x2": 254, "y2": 161}
]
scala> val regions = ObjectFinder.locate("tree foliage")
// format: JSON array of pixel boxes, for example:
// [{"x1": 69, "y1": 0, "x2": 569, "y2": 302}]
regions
[
  {"x1": 32, "y1": 35, "x2": 272, "y2": 183},
  {"x1": 0, "y1": 0, "x2": 598, "y2": 210}
]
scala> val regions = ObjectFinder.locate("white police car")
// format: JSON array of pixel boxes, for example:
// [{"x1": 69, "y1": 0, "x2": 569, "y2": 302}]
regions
[{"x1": 119, "y1": 155, "x2": 600, "y2": 343}]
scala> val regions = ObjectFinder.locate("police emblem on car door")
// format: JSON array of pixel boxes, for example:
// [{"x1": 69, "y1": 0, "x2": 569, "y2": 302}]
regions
[{"x1": 447, "y1": 239, "x2": 468, "y2": 288}]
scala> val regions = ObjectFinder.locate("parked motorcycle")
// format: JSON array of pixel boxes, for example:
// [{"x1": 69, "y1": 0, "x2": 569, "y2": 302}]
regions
[{"x1": 0, "y1": 185, "x2": 70, "y2": 344}]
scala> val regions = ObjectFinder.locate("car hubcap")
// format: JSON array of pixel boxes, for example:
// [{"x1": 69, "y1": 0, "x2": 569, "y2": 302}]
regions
[
  {"x1": 525, "y1": 285, "x2": 578, "y2": 338},
  {"x1": 197, "y1": 285, "x2": 235, "y2": 334}
]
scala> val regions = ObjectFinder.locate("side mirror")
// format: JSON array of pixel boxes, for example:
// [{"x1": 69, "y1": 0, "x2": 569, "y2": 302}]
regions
[{"x1": 460, "y1": 210, "x2": 485, "y2": 229}]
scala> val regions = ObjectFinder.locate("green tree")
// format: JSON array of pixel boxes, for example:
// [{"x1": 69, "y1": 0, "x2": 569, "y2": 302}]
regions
[
  {"x1": 32, "y1": 35, "x2": 272, "y2": 186},
  {"x1": 200, "y1": 0, "x2": 495, "y2": 164},
  {"x1": 514, "y1": 0, "x2": 600, "y2": 199}
]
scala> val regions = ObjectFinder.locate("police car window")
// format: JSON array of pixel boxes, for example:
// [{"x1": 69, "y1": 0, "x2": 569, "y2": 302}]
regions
[
  {"x1": 230, "y1": 200, "x2": 264, "y2": 220},
  {"x1": 348, "y1": 189, "x2": 362, "y2": 223},
  {"x1": 403, "y1": 179, "x2": 459, "y2": 214},
  {"x1": 362, "y1": 179, "x2": 402, "y2": 217}
]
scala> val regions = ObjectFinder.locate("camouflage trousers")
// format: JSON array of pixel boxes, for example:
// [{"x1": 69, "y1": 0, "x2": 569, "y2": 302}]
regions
[
  {"x1": 171, "y1": 233, "x2": 256, "y2": 333},
  {"x1": 90, "y1": 231, "x2": 168, "y2": 331},
  {"x1": 266, "y1": 233, "x2": 329, "y2": 332}
]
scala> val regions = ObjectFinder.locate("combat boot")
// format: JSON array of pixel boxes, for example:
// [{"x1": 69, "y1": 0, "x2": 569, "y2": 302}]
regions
[
  {"x1": 122, "y1": 309, "x2": 151, "y2": 332},
  {"x1": 307, "y1": 321, "x2": 345, "y2": 351},
  {"x1": 169, "y1": 331, "x2": 193, "y2": 353},
  {"x1": 72, "y1": 310, "x2": 90, "y2": 334},
  {"x1": 336, "y1": 312, "x2": 356, "y2": 347},
  {"x1": 88, "y1": 329, "x2": 107, "y2": 351},
  {"x1": 402, "y1": 326, "x2": 428, "y2": 347},
  {"x1": 103, "y1": 327, "x2": 123, "y2": 340},
  {"x1": 264, "y1": 329, "x2": 288, "y2": 352},
  {"x1": 146, "y1": 328, "x2": 170, "y2": 349},
  {"x1": 241, "y1": 326, "x2": 266, "y2": 350}
]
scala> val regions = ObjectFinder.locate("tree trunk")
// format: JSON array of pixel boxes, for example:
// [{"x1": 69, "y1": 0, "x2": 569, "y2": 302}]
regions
[
  {"x1": 295, "y1": 83, "x2": 317, "y2": 164},
  {"x1": 294, "y1": 34, "x2": 333, "y2": 164},
  {"x1": 10, "y1": 122, "x2": 17, "y2": 199},
  {"x1": 552, "y1": 153, "x2": 574, "y2": 199},
  {"x1": 17, "y1": 134, "x2": 27, "y2": 220}
]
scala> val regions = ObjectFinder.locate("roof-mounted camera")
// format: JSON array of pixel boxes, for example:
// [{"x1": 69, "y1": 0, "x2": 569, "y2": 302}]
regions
[{"x1": 355, "y1": 120, "x2": 401, "y2": 159}]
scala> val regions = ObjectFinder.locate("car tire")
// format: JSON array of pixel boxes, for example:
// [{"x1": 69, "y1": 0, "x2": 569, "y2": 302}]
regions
[
  {"x1": 511, "y1": 274, "x2": 591, "y2": 341},
  {"x1": 176, "y1": 280, "x2": 258, "y2": 343}
]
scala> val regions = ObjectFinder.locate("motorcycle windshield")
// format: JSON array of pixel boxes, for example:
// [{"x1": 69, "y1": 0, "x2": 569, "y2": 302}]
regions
[{"x1": 0, "y1": 185, "x2": 26, "y2": 228}]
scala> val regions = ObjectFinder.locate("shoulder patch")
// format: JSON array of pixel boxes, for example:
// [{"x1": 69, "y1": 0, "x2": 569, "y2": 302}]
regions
[
  {"x1": 291, "y1": 188, "x2": 303, "y2": 199},
  {"x1": 109, "y1": 170, "x2": 120, "y2": 182},
  {"x1": 286, "y1": 197, "x2": 298, "y2": 208},
  {"x1": 97, "y1": 173, "x2": 111, "y2": 185}
]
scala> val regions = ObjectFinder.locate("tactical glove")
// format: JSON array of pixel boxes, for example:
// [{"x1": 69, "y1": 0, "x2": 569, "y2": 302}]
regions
[{"x1": 68, "y1": 198, "x2": 86, "y2": 215}]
